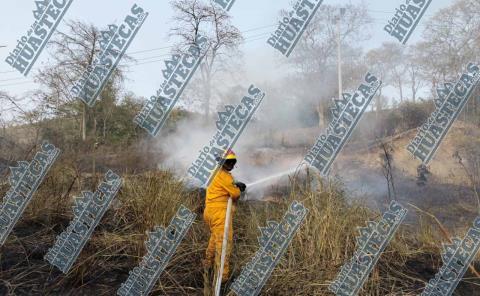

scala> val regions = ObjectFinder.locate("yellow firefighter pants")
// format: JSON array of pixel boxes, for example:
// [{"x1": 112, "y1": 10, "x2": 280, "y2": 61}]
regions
[{"x1": 203, "y1": 206, "x2": 234, "y2": 281}]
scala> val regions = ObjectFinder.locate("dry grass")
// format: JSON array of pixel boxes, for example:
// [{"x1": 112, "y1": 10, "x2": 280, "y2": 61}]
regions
[{"x1": 0, "y1": 163, "x2": 479, "y2": 295}]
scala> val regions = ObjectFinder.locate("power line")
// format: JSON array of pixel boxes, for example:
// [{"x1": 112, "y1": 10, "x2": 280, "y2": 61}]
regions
[
  {"x1": 365, "y1": 9, "x2": 433, "y2": 17},
  {"x1": 0, "y1": 22, "x2": 277, "y2": 76},
  {"x1": 126, "y1": 24, "x2": 277, "y2": 56},
  {"x1": 127, "y1": 45, "x2": 173, "y2": 55},
  {"x1": 0, "y1": 80, "x2": 36, "y2": 87},
  {"x1": 0, "y1": 76, "x2": 32, "y2": 82},
  {"x1": 0, "y1": 31, "x2": 274, "y2": 88}
]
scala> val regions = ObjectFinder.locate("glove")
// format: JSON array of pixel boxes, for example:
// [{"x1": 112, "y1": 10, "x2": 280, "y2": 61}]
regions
[{"x1": 235, "y1": 182, "x2": 246, "y2": 192}]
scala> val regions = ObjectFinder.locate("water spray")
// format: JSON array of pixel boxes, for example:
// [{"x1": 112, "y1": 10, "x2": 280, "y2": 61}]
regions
[{"x1": 246, "y1": 167, "x2": 299, "y2": 189}]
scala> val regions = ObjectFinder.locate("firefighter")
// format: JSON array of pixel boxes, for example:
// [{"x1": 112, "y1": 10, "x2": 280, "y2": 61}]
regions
[
  {"x1": 203, "y1": 149, "x2": 246, "y2": 282},
  {"x1": 416, "y1": 164, "x2": 430, "y2": 186}
]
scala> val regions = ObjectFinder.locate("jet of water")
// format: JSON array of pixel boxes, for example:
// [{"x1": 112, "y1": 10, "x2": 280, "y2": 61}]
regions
[{"x1": 246, "y1": 167, "x2": 299, "y2": 189}]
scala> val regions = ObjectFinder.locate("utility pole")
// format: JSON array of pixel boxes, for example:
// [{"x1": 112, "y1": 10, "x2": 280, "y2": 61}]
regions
[{"x1": 336, "y1": 8, "x2": 346, "y2": 101}]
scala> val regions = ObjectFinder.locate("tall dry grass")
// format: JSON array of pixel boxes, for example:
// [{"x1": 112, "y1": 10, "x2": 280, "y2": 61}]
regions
[{"x1": 0, "y1": 163, "x2": 479, "y2": 295}]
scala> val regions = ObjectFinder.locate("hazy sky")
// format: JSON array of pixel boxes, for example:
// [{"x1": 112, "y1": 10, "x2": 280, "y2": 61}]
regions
[{"x1": 0, "y1": 0, "x2": 453, "y2": 107}]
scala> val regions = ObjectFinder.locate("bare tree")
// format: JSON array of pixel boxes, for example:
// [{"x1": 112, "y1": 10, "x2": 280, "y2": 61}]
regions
[
  {"x1": 383, "y1": 43, "x2": 407, "y2": 103},
  {"x1": 0, "y1": 90, "x2": 49, "y2": 158},
  {"x1": 368, "y1": 42, "x2": 424, "y2": 105},
  {"x1": 0, "y1": 91, "x2": 28, "y2": 118},
  {"x1": 405, "y1": 45, "x2": 426, "y2": 103},
  {"x1": 284, "y1": 4, "x2": 371, "y2": 128},
  {"x1": 169, "y1": 0, "x2": 243, "y2": 121},
  {"x1": 366, "y1": 47, "x2": 390, "y2": 117},
  {"x1": 416, "y1": 0, "x2": 480, "y2": 104},
  {"x1": 35, "y1": 20, "x2": 129, "y2": 141},
  {"x1": 34, "y1": 20, "x2": 131, "y2": 184}
]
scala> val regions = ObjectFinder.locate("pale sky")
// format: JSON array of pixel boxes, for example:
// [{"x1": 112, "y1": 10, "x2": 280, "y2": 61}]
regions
[{"x1": 0, "y1": 0, "x2": 453, "y2": 113}]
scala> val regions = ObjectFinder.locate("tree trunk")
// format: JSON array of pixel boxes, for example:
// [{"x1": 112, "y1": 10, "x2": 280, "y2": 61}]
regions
[
  {"x1": 204, "y1": 72, "x2": 211, "y2": 122},
  {"x1": 376, "y1": 87, "x2": 383, "y2": 120},
  {"x1": 473, "y1": 89, "x2": 478, "y2": 117},
  {"x1": 103, "y1": 117, "x2": 107, "y2": 139},
  {"x1": 398, "y1": 78, "x2": 404, "y2": 102},
  {"x1": 92, "y1": 115, "x2": 97, "y2": 188},
  {"x1": 431, "y1": 78, "x2": 437, "y2": 98},
  {"x1": 464, "y1": 100, "x2": 468, "y2": 122},
  {"x1": 411, "y1": 74, "x2": 416, "y2": 103},
  {"x1": 316, "y1": 101, "x2": 324, "y2": 129},
  {"x1": 82, "y1": 103, "x2": 87, "y2": 141}
]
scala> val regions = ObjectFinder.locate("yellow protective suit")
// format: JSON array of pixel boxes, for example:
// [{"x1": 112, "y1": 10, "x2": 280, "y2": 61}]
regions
[{"x1": 203, "y1": 168, "x2": 241, "y2": 281}]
